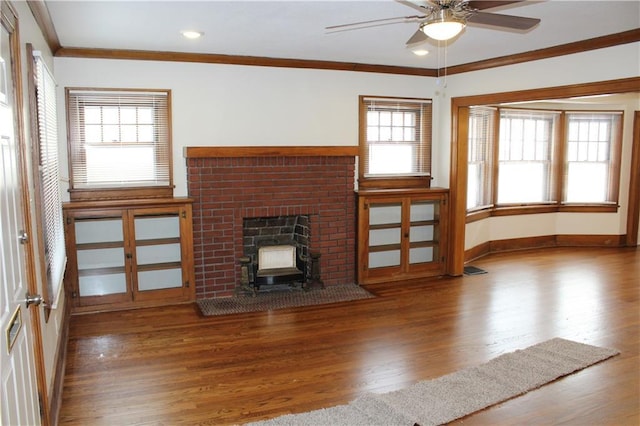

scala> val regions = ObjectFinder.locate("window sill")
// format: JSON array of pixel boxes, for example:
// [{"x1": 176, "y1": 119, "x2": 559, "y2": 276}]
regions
[
  {"x1": 466, "y1": 203, "x2": 619, "y2": 223},
  {"x1": 69, "y1": 186, "x2": 174, "y2": 202},
  {"x1": 358, "y1": 176, "x2": 432, "y2": 190}
]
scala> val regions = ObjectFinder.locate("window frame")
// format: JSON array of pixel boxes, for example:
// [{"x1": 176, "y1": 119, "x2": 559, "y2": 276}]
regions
[
  {"x1": 563, "y1": 111, "x2": 623, "y2": 205},
  {"x1": 358, "y1": 95, "x2": 433, "y2": 190},
  {"x1": 495, "y1": 108, "x2": 561, "y2": 206},
  {"x1": 65, "y1": 87, "x2": 174, "y2": 201},
  {"x1": 466, "y1": 106, "x2": 623, "y2": 222}
]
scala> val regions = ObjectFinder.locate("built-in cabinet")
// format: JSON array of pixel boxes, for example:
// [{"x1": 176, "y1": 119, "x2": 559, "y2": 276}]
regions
[
  {"x1": 63, "y1": 198, "x2": 195, "y2": 313},
  {"x1": 357, "y1": 188, "x2": 448, "y2": 284}
]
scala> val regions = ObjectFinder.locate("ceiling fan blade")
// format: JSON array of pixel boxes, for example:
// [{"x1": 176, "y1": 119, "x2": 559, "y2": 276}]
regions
[
  {"x1": 467, "y1": 11, "x2": 540, "y2": 30},
  {"x1": 406, "y1": 29, "x2": 428, "y2": 46},
  {"x1": 467, "y1": 1, "x2": 528, "y2": 10},
  {"x1": 325, "y1": 15, "x2": 424, "y2": 32}
]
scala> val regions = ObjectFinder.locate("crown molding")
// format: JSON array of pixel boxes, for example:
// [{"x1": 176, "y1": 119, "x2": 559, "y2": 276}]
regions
[
  {"x1": 446, "y1": 28, "x2": 640, "y2": 75},
  {"x1": 26, "y1": 0, "x2": 61, "y2": 53},
  {"x1": 54, "y1": 47, "x2": 439, "y2": 77}
]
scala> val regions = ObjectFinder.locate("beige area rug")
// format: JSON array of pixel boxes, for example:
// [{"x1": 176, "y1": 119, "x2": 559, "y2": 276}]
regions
[
  {"x1": 196, "y1": 284, "x2": 374, "y2": 316},
  {"x1": 246, "y1": 338, "x2": 619, "y2": 426}
]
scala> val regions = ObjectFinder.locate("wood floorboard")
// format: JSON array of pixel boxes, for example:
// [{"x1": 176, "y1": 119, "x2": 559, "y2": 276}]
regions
[{"x1": 59, "y1": 247, "x2": 640, "y2": 425}]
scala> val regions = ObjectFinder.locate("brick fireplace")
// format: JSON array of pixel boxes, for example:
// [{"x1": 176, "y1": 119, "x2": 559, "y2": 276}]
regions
[{"x1": 185, "y1": 147, "x2": 357, "y2": 298}]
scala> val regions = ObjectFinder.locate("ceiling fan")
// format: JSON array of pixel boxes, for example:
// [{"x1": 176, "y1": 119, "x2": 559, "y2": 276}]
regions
[{"x1": 326, "y1": 0, "x2": 541, "y2": 45}]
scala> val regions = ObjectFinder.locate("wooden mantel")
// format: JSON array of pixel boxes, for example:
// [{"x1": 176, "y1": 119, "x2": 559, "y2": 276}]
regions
[{"x1": 184, "y1": 146, "x2": 358, "y2": 158}]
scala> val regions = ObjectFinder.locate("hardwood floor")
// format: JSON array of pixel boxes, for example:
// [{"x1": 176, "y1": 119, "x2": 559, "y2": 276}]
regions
[{"x1": 59, "y1": 247, "x2": 639, "y2": 425}]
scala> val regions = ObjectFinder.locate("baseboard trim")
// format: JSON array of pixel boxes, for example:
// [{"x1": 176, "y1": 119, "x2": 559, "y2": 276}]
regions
[
  {"x1": 465, "y1": 234, "x2": 626, "y2": 262},
  {"x1": 48, "y1": 293, "x2": 72, "y2": 426}
]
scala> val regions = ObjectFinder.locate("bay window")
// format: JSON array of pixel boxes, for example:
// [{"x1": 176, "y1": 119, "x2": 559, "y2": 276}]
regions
[{"x1": 466, "y1": 107, "x2": 622, "y2": 216}]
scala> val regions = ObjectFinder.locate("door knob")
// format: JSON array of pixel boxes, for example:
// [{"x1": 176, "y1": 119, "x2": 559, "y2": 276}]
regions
[
  {"x1": 18, "y1": 230, "x2": 29, "y2": 244},
  {"x1": 25, "y1": 292, "x2": 43, "y2": 308}
]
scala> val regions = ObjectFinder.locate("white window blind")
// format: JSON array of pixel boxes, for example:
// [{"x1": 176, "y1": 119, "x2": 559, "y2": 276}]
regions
[
  {"x1": 467, "y1": 106, "x2": 496, "y2": 210},
  {"x1": 564, "y1": 111, "x2": 622, "y2": 203},
  {"x1": 67, "y1": 89, "x2": 170, "y2": 189},
  {"x1": 497, "y1": 109, "x2": 560, "y2": 204},
  {"x1": 361, "y1": 97, "x2": 432, "y2": 177},
  {"x1": 35, "y1": 53, "x2": 65, "y2": 308}
]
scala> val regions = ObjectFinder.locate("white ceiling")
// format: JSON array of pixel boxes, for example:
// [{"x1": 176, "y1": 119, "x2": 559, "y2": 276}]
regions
[{"x1": 46, "y1": 0, "x2": 640, "y2": 70}]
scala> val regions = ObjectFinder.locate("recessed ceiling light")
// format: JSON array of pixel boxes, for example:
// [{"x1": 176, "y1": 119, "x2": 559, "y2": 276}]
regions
[
  {"x1": 412, "y1": 49, "x2": 429, "y2": 56},
  {"x1": 181, "y1": 30, "x2": 204, "y2": 40}
]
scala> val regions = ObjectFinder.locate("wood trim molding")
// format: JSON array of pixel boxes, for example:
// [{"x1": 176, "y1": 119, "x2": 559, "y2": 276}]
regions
[
  {"x1": 451, "y1": 77, "x2": 640, "y2": 108},
  {"x1": 183, "y1": 146, "x2": 359, "y2": 158},
  {"x1": 447, "y1": 29, "x2": 640, "y2": 75},
  {"x1": 26, "y1": 0, "x2": 61, "y2": 53},
  {"x1": 47, "y1": 296, "x2": 71, "y2": 426},
  {"x1": 627, "y1": 111, "x2": 640, "y2": 246},
  {"x1": 54, "y1": 47, "x2": 438, "y2": 77},
  {"x1": 53, "y1": 30, "x2": 640, "y2": 77},
  {"x1": 62, "y1": 197, "x2": 193, "y2": 211},
  {"x1": 464, "y1": 234, "x2": 627, "y2": 262}
]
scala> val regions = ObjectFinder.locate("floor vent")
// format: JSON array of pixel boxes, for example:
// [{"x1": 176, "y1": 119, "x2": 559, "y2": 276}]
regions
[{"x1": 464, "y1": 265, "x2": 488, "y2": 275}]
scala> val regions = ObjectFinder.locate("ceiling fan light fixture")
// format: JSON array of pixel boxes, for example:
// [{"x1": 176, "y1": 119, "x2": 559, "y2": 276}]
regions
[{"x1": 421, "y1": 9, "x2": 465, "y2": 41}]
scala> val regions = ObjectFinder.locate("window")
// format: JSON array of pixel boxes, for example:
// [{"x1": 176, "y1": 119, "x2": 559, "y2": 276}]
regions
[
  {"x1": 66, "y1": 88, "x2": 172, "y2": 200},
  {"x1": 467, "y1": 106, "x2": 496, "y2": 210},
  {"x1": 28, "y1": 47, "x2": 66, "y2": 312},
  {"x1": 564, "y1": 112, "x2": 622, "y2": 203},
  {"x1": 497, "y1": 109, "x2": 559, "y2": 204},
  {"x1": 466, "y1": 106, "x2": 623, "y2": 217},
  {"x1": 359, "y1": 96, "x2": 432, "y2": 188}
]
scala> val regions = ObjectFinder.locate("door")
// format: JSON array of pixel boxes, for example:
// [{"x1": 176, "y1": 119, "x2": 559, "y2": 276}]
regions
[{"x1": 1, "y1": 3, "x2": 41, "y2": 425}]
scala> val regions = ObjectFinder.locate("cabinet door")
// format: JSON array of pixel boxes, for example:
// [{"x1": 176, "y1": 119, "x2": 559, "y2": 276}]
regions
[
  {"x1": 358, "y1": 191, "x2": 448, "y2": 284},
  {"x1": 362, "y1": 199, "x2": 404, "y2": 280},
  {"x1": 130, "y1": 207, "x2": 190, "y2": 301},
  {"x1": 407, "y1": 198, "x2": 442, "y2": 273},
  {"x1": 72, "y1": 212, "x2": 131, "y2": 306}
]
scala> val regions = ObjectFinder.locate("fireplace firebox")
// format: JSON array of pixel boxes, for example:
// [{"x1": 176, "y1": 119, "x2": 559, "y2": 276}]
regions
[{"x1": 239, "y1": 215, "x2": 315, "y2": 294}]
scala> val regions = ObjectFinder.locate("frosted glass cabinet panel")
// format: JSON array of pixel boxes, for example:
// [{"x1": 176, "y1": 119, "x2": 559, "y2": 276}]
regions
[
  {"x1": 368, "y1": 202, "x2": 402, "y2": 269},
  {"x1": 369, "y1": 204, "x2": 402, "y2": 225},
  {"x1": 357, "y1": 189, "x2": 448, "y2": 284},
  {"x1": 79, "y1": 273, "x2": 127, "y2": 297},
  {"x1": 409, "y1": 200, "x2": 440, "y2": 265},
  {"x1": 134, "y1": 214, "x2": 183, "y2": 292},
  {"x1": 74, "y1": 216, "x2": 127, "y2": 300},
  {"x1": 75, "y1": 219, "x2": 123, "y2": 243},
  {"x1": 136, "y1": 243, "x2": 181, "y2": 265},
  {"x1": 138, "y1": 269, "x2": 183, "y2": 291},
  {"x1": 64, "y1": 199, "x2": 195, "y2": 313},
  {"x1": 135, "y1": 215, "x2": 180, "y2": 240}
]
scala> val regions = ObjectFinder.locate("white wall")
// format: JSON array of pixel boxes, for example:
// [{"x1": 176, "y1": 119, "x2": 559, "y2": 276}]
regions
[
  {"x1": 53, "y1": 59, "x2": 445, "y2": 197},
  {"x1": 53, "y1": 42, "x2": 640, "y2": 249},
  {"x1": 12, "y1": 0, "x2": 66, "y2": 402}
]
